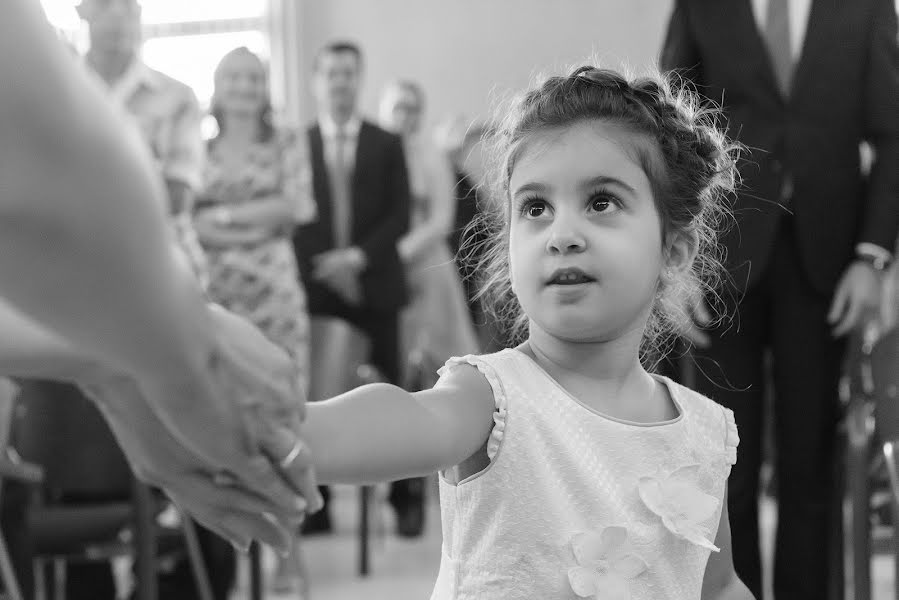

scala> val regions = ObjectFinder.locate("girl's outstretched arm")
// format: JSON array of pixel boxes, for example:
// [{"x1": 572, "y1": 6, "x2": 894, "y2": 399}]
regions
[
  {"x1": 301, "y1": 363, "x2": 496, "y2": 484},
  {"x1": 701, "y1": 486, "x2": 756, "y2": 600}
]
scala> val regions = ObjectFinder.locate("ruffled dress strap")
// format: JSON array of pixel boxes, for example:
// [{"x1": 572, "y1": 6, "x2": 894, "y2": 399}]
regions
[
  {"x1": 723, "y1": 407, "x2": 739, "y2": 466},
  {"x1": 437, "y1": 353, "x2": 509, "y2": 461}
]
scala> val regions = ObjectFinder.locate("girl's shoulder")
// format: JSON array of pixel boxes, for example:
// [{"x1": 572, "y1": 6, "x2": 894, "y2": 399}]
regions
[
  {"x1": 662, "y1": 377, "x2": 739, "y2": 466},
  {"x1": 435, "y1": 350, "x2": 517, "y2": 412}
]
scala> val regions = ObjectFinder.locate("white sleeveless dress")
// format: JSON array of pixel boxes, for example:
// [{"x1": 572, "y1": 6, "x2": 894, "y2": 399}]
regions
[{"x1": 431, "y1": 348, "x2": 739, "y2": 600}]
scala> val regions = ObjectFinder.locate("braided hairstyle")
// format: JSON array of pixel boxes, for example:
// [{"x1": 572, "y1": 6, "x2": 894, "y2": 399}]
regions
[{"x1": 471, "y1": 65, "x2": 739, "y2": 361}]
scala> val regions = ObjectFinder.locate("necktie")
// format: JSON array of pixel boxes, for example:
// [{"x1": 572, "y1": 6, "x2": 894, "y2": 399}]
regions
[
  {"x1": 764, "y1": 0, "x2": 793, "y2": 96},
  {"x1": 330, "y1": 127, "x2": 352, "y2": 248}
]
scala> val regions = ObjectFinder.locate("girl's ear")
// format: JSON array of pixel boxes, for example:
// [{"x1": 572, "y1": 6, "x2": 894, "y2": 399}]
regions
[{"x1": 663, "y1": 229, "x2": 699, "y2": 280}]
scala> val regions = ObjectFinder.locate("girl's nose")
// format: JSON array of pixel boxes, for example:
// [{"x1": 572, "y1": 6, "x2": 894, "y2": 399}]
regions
[{"x1": 546, "y1": 223, "x2": 586, "y2": 255}]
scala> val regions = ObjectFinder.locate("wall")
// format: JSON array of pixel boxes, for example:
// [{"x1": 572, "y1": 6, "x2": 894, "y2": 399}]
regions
[{"x1": 290, "y1": 0, "x2": 674, "y2": 130}]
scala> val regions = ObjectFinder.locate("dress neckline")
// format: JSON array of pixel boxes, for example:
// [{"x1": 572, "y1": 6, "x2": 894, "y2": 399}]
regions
[{"x1": 509, "y1": 348, "x2": 685, "y2": 428}]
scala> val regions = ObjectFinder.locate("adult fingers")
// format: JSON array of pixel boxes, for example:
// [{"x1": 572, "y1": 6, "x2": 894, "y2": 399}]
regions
[
  {"x1": 827, "y1": 281, "x2": 849, "y2": 326},
  {"x1": 259, "y1": 423, "x2": 323, "y2": 514},
  {"x1": 168, "y1": 474, "x2": 296, "y2": 554},
  {"x1": 683, "y1": 324, "x2": 711, "y2": 349},
  {"x1": 832, "y1": 294, "x2": 863, "y2": 338}
]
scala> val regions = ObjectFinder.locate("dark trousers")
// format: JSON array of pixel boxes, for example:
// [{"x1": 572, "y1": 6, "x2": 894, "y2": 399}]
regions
[{"x1": 672, "y1": 217, "x2": 843, "y2": 599}]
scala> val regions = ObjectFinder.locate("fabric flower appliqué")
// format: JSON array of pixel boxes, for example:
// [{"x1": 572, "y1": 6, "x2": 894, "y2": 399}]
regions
[
  {"x1": 638, "y1": 464, "x2": 720, "y2": 552},
  {"x1": 567, "y1": 526, "x2": 648, "y2": 600}
]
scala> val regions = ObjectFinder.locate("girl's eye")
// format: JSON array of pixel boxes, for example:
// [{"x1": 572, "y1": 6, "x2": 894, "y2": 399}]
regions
[
  {"x1": 520, "y1": 199, "x2": 547, "y2": 218},
  {"x1": 589, "y1": 193, "x2": 620, "y2": 214}
]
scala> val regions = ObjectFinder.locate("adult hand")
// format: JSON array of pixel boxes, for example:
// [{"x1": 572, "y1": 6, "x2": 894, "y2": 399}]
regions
[
  {"x1": 312, "y1": 249, "x2": 364, "y2": 305},
  {"x1": 121, "y1": 305, "x2": 321, "y2": 534},
  {"x1": 312, "y1": 248, "x2": 365, "y2": 279},
  {"x1": 828, "y1": 261, "x2": 882, "y2": 337},
  {"x1": 81, "y1": 371, "x2": 302, "y2": 554},
  {"x1": 677, "y1": 293, "x2": 712, "y2": 349}
]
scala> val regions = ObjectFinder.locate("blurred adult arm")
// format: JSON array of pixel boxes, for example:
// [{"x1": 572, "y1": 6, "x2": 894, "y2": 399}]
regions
[
  {"x1": 828, "y1": 0, "x2": 899, "y2": 336},
  {"x1": 659, "y1": 0, "x2": 714, "y2": 347},
  {"x1": 0, "y1": 0, "x2": 214, "y2": 380},
  {"x1": 354, "y1": 131, "x2": 412, "y2": 268},
  {"x1": 397, "y1": 146, "x2": 456, "y2": 263},
  {"x1": 0, "y1": 295, "x2": 319, "y2": 552}
]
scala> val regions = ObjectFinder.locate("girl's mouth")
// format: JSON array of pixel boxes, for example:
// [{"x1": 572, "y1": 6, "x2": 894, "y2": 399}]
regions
[{"x1": 547, "y1": 267, "x2": 595, "y2": 285}]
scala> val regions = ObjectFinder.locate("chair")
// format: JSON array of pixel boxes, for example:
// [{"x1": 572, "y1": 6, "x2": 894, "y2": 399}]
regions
[
  {"x1": 836, "y1": 324, "x2": 899, "y2": 600},
  {"x1": 0, "y1": 378, "x2": 43, "y2": 600},
  {"x1": 10, "y1": 380, "x2": 214, "y2": 600}
]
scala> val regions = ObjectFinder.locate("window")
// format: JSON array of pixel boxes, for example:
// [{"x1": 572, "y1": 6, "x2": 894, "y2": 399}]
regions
[{"x1": 40, "y1": 1, "x2": 273, "y2": 109}]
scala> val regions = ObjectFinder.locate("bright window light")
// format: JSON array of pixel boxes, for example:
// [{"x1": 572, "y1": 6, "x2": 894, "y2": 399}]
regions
[{"x1": 39, "y1": 0, "x2": 271, "y2": 107}]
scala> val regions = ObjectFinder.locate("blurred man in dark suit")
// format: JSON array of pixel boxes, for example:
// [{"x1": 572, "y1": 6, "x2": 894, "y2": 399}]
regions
[
  {"x1": 660, "y1": 1, "x2": 899, "y2": 597},
  {"x1": 293, "y1": 41, "x2": 421, "y2": 536}
]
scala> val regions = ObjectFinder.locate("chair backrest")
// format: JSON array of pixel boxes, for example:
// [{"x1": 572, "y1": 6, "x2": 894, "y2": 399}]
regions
[
  {"x1": 0, "y1": 379, "x2": 17, "y2": 458},
  {"x1": 308, "y1": 317, "x2": 372, "y2": 402},
  {"x1": 11, "y1": 380, "x2": 132, "y2": 501},
  {"x1": 872, "y1": 327, "x2": 899, "y2": 440}
]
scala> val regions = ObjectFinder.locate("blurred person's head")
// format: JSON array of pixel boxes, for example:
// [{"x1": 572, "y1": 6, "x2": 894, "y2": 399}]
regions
[
  {"x1": 312, "y1": 41, "x2": 363, "y2": 123},
  {"x1": 210, "y1": 47, "x2": 274, "y2": 141},
  {"x1": 378, "y1": 80, "x2": 425, "y2": 138},
  {"x1": 77, "y1": 0, "x2": 142, "y2": 57},
  {"x1": 435, "y1": 115, "x2": 489, "y2": 182}
]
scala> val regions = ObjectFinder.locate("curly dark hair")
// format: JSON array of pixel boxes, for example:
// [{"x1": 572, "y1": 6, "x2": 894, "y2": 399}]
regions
[{"x1": 468, "y1": 65, "x2": 740, "y2": 362}]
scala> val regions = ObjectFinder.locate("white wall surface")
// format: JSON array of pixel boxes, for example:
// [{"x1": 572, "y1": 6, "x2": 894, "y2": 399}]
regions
[{"x1": 290, "y1": 0, "x2": 674, "y2": 129}]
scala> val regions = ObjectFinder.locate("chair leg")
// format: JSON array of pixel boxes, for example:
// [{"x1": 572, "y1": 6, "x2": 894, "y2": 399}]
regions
[
  {"x1": 180, "y1": 517, "x2": 214, "y2": 600},
  {"x1": 248, "y1": 542, "x2": 262, "y2": 600},
  {"x1": 32, "y1": 559, "x2": 45, "y2": 600},
  {"x1": 359, "y1": 486, "x2": 371, "y2": 576},
  {"x1": 51, "y1": 560, "x2": 64, "y2": 600},
  {"x1": 847, "y1": 400, "x2": 873, "y2": 600},
  {"x1": 829, "y1": 432, "x2": 846, "y2": 600},
  {"x1": 0, "y1": 531, "x2": 24, "y2": 600},
  {"x1": 882, "y1": 442, "x2": 899, "y2": 600},
  {"x1": 131, "y1": 480, "x2": 157, "y2": 600}
]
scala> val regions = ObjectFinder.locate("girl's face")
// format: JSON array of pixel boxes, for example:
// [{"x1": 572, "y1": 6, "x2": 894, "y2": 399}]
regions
[
  {"x1": 214, "y1": 52, "x2": 268, "y2": 118},
  {"x1": 508, "y1": 121, "x2": 666, "y2": 343},
  {"x1": 380, "y1": 87, "x2": 422, "y2": 136}
]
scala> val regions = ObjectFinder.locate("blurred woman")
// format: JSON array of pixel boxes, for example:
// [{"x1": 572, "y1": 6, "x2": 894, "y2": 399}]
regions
[
  {"x1": 194, "y1": 46, "x2": 315, "y2": 595},
  {"x1": 379, "y1": 81, "x2": 480, "y2": 385}
]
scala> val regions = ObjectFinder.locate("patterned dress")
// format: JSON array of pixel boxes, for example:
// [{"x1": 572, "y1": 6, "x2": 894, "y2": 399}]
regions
[{"x1": 198, "y1": 129, "x2": 316, "y2": 385}]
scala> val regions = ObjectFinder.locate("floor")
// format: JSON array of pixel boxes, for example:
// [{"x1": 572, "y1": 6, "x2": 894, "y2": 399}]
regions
[{"x1": 230, "y1": 483, "x2": 897, "y2": 600}]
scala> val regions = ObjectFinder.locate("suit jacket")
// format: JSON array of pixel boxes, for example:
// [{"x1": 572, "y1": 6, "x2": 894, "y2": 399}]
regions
[
  {"x1": 661, "y1": 0, "x2": 899, "y2": 293},
  {"x1": 293, "y1": 120, "x2": 410, "y2": 313}
]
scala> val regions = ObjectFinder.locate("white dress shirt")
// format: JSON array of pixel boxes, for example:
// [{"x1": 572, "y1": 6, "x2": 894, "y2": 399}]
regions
[
  {"x1": 749, "y1": 0, "x2": 813, "y2": 62},
  {"x1": 318, "y1": 113, "x2": 362, "y2": 176}
]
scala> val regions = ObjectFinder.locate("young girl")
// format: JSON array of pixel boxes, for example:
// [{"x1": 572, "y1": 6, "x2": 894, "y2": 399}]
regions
[{"x1": 299, "y1": 65, "x2": 752, "y2": 599}]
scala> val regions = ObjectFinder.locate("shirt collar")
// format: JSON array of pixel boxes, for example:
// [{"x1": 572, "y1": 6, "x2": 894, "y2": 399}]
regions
[
  {"x1": 318, "y1": 113, "x2": 362, "y2": 139},
  {"x1": 108, "y1": 58, "x2": 160, "y2": 105}
]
